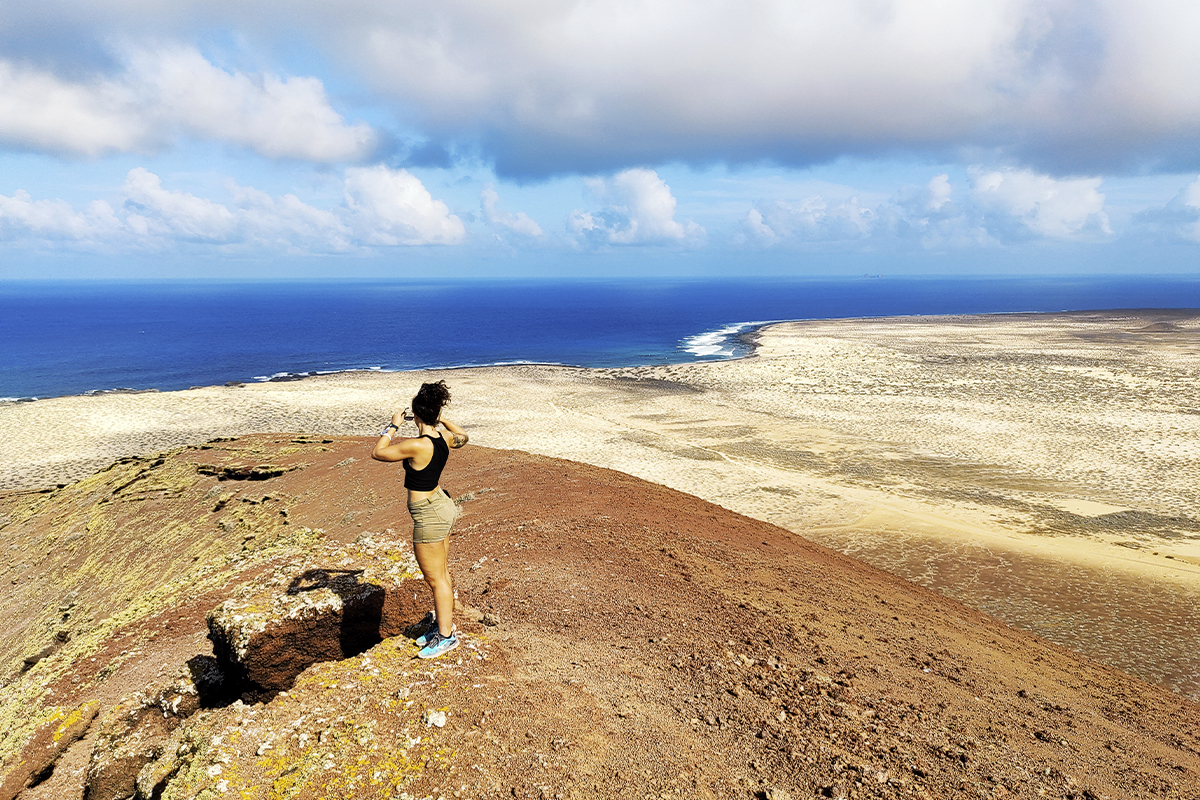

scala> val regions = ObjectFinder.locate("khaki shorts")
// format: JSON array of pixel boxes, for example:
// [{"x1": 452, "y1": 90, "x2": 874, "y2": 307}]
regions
[{"x1": 407, "y1": 490, "x2": 460, "y2": 544}]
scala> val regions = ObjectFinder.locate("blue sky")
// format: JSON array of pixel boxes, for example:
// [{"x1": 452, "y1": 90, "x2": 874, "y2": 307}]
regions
[{"x1": 1, "y1": 0, "x2": 1198, "y2": 278}]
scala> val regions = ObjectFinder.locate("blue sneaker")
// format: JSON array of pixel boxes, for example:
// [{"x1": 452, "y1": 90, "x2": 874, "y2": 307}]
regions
[
  {"x1": 410, "y1": 612, "x2": 437, "y2": 644},
  {"x1": 417, "y1": 630, "x2": 460, "y2": 659},
  {"x1": 416, "y1": 621, "x2": 456, "y2": 648}
]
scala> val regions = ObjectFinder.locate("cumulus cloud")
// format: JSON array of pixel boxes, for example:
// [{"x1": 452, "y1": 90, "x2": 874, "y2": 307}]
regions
[
  {"x1": 1132, "y1": 175, "x2": 1200, "y2": 243},
  {"x1": 130, "y1": 48, "x2": 378, "y2": 162},
  {"x1": 927, "y1": 174, "x2": 953, "y2": 211},
  {"x1": 6, "y1": 1, "x2": 1200, "y2": 175},
  {"x1": 343, "y1": 165, "x2": 465, "y2": 246},
  {"x1": 746, "y1": 168, "x2": 1109, "y2": 248},
  {"x1": 321, "y1": 0, "x2": 1200, "y2": 175},
  {"x1": 0, "y1": 190, "x2": 122, "y2": 245},
  {"x1": 744, "y1": 208, "x2": 776, "y2": 244},
  {"x1": 746, "y1": 196, "x2": 876, "y2": 246},
  {"x1": 569, "y1": 169, "x2": 702, "y2": 246},
  {"x1": 227, "y1": 183, "x2": 354, "y2": 252},
  {"x1": 0, "y1": 166, "x2": 461, "y2": 251},
  {"x1": 481, "y1": 185, "x2": 543, "y2": 237},
  {"x1": 0, "y1": 47, "x2": 377, "y2": 161},
  {"x1": 969, "y1": 167, "x2": 1111, "y2": 239},
  {"x1": 0, "y1": 59, "x2": 142, "y2": 155},
  {"x1": 122, "y1": 167, "x2": 237, "y2": 242}
]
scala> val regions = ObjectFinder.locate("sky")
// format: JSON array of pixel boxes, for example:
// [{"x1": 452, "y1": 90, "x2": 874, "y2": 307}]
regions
[{"x1": 1, "y1": 0, "x2": 1199, "y2": 279}]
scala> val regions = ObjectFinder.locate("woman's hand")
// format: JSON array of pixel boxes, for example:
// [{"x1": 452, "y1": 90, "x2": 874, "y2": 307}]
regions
[{"x1": 392, "y1": 408, "x2": 409, "y2": 428}]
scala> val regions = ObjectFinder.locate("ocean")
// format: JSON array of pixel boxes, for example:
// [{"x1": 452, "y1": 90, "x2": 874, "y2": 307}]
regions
[{"x1": 3, "y1": 275, "x2": 1198, "y2": 401}]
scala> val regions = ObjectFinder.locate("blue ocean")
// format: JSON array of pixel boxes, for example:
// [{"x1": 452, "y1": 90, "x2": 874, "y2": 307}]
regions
[{"x1": 2, "y1": 276, "x2": 1198, "y2": 401}]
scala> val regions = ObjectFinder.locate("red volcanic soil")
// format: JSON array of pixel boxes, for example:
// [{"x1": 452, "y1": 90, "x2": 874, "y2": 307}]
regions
[{"x1": 1, "y1": 434, "x2": 1198, "y2": 799}]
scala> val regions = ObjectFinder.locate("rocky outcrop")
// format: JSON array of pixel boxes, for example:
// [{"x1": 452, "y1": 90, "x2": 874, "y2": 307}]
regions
[
  {"x1": 0, "y1": 700, "x2": 98, "y2": 800},
  {"x1": 207, "y1": 564, "x2": 426, "y2": 700},
  {"x1": 195, "y1": 463, "x2": 301, "y2": 481},
  {"x1": 78, "y1": 547, "x2": 430, "y2": 800},
  {"x1": 83, "y1": 675, "x2": 203, "y2": 800},
  {"x1": 74, "y1": 543, "x2": 432, "y2": 799}
]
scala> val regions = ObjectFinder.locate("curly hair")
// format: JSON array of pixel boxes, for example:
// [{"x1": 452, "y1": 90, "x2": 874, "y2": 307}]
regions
[{"x1": 411, "y1": 380, "x2": 451, "y2": 425}]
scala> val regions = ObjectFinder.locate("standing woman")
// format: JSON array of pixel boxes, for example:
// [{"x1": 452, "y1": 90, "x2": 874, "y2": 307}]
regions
[{"x1": 371, "y1": 380, "x2": 469, "y2": 659}]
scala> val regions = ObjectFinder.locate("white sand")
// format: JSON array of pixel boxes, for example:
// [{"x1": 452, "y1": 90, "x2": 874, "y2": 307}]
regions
[{"x1": 4, "y1": 310, "x2": 1200, "y2": 693}]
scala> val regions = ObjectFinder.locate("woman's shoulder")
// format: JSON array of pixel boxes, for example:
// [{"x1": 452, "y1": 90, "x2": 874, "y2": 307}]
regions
[
  {"x1": 400, "y1": 433, "x2": 435, "y2": 450},
  {"x1": 413, "y1": 433, "x2": 442, "y2": 450}
]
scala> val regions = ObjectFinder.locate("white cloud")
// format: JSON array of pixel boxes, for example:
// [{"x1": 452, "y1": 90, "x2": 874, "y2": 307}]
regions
[
  {"x1": 746, "y1": 168, "x2": 1110, "y2": 248},
  {"x1": 0, "y1": 47, "x2": 377, "y2": 162},
  {"x1": 130, "y1": 47, "x2": 378, "y2": 162},
  {"x1": 343, "y1": 165, "x2": 466, "y2": 246},
  {"x1": 969, "y1": 168, "x2": 1111, "y2": 238},
  {"x1": 879, "y1": 176, "x2": 995, "y2": 249},
  {"x1": 0, "y1": 166, "x2": 462, "y2": 251},
  {"x1": 6, "y1": 2, "x2": 1200, "y2": 175},
  {"x1": 228, "y1": 183, "x2": 354, "y2": 252},
  {"x1": 746, "y1": 196, "x2": 875, "y2": 244},
  {"x1": 481, "y1": 185, "x2": 543, "y2": 237},
  {"x1": 744, "y1": 208, "x2": 775, "y2": 243},
  {"x1": 1187, "y1": 177, "x2": 1200, "y2": 210},
  {"x1": 123, "y1": 167, "x2": 237, "y2": 241},
  {"x1": 569, "y1": 169, "x2": 702, "y2": 246},
  {"x1": 1132, "y1": 175, "x2": 1200, "y2": 243},
  {"x1": 317, "y1": 0, "x2": 1200, "y2": 175},
  {"x1": 927, "y1": 174, "x2": 953, "y2": 211},
  {"x1": 0, "y1": 190, "x2": 122, "y2": 245},
  {"x1": 0, "y1": 59, "x2": 142, "y2": 156}
]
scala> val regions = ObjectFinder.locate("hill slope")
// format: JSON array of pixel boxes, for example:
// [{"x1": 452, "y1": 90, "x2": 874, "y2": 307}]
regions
[{"x1": 1, "y1": 435, "x2": 1197, "y2": 799}]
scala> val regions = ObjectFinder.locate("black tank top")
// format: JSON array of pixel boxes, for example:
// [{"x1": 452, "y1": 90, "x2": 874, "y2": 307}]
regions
[{"x1": 403, "y1": 434, "x2": 449, "y2": 491}]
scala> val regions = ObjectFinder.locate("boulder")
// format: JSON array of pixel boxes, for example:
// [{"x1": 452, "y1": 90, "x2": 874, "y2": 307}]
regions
[{"x1": 207, "y1": 568, "x2": 426, "y2": 698}]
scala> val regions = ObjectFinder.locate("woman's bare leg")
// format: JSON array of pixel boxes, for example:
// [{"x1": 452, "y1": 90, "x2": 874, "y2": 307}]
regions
[{"x1": 414, "y1": 537, "x2": 454, "y2": 637}]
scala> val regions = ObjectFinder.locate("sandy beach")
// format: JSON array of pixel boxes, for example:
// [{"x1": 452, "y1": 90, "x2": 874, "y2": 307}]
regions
[{"x1": 3, "y1": 309, "x2": 1199, "y2": 697}]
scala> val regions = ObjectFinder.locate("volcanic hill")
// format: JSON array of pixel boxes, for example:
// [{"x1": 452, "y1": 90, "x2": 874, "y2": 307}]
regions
[{"x1": 1, "y1": 435, "x2": 1197, "y2": 799}]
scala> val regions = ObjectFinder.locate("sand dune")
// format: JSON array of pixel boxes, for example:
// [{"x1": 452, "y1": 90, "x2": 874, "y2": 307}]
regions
[{"x1": 2, "y1": 310, "x2": 1198, "y2": 697}]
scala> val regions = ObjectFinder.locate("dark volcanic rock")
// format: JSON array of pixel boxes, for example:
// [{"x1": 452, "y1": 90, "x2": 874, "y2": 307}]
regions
[
  {"x1": 207, "y1": 567, "x2": 426, "y2": 698},
  {"x1": 83, "y1": 678, "x2": 200, "y2": 800},
  {"x1": 0, "y1": 700, "x2": 98, "y2": 800},
  {"x1": 196, "y1": 463, "x2": 300, "y2": 481}
]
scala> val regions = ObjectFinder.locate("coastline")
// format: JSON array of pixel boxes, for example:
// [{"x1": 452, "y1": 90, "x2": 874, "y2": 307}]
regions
[
  {"x1": 3, "y1": 304, "x2": 1193, "y2": 405},
  {"x1": 1, "y1": 316, "x2": 770, "y2": 405},
  {"x1": 3, "y1": 309, "x2": 1199, "y2": 697}
]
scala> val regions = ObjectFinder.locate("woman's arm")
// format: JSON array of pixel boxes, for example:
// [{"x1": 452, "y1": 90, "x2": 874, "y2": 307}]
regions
[
  {"x1": 372, "y1": 435, "x2": 428, "y2": 462},
  {"x1": 371, "y1": 409, "x2": 424, "y2": 461},
  {"x1": 439, "y1": 417, "x2": 469, "y2": 448}
]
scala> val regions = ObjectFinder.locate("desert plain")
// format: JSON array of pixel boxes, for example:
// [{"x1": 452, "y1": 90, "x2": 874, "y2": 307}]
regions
[{"x1": 2, "y1": 309, "x2": 1198, "y2": 700}]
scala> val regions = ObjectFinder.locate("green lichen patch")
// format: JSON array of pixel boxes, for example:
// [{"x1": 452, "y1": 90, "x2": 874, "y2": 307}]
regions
[
  {"x1": 151, "y1": 631, "x2": 495, "y2": 800},
  {"x1": 0, "y1": 525, "x2": 327, "y2": 774}
]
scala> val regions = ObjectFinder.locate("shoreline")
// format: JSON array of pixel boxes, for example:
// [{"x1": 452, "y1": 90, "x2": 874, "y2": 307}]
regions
[
  {"x1": 3, "y1": 309, "x2": 1200, "y2": 697},
  {"x1": 6, "y1": 306, "x2": 1197, "y2": 405}
]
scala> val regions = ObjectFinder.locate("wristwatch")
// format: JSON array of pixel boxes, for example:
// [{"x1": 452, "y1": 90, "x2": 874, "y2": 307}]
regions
[{"x1": 379, "y1": 423, "x2": 399, "y2": 436}]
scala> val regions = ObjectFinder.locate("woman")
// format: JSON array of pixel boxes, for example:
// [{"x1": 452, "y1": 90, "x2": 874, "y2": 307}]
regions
[{"x1": 371, "y1": 380, "x2": 469, "y2": 659}]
